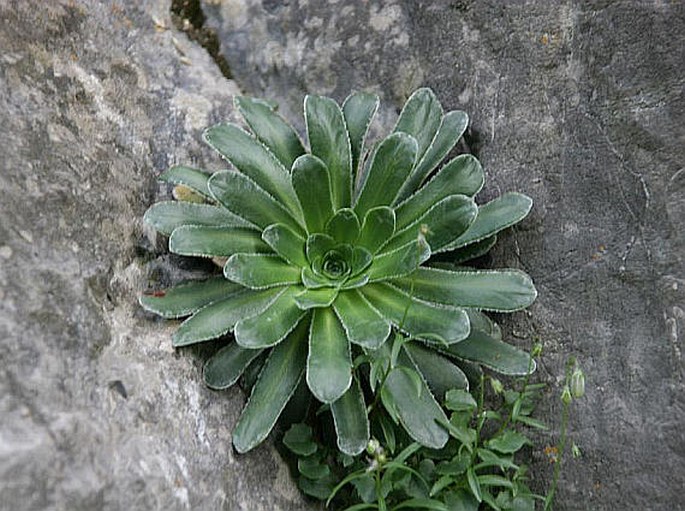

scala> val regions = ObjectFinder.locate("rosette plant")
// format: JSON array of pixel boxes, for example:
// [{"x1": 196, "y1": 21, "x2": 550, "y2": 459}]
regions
[{"x1": 141, "y1": 88, "x2": 536, "y2": 456}]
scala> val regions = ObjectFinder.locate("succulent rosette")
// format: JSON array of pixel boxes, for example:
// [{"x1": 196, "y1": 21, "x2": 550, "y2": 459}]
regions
[{"x1": 141, "y1": 88, "x2": 537, "y2": 455}]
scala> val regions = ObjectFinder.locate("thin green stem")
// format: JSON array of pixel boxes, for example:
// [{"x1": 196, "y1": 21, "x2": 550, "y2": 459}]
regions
[{"x1": 496, "y1": 351, "x2": 536, "y2": 436}]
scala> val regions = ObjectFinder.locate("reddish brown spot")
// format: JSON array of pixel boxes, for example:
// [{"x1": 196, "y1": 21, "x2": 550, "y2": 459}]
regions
[{"x1": 144, "y1": 290, "x2": 166, "y2": 297}]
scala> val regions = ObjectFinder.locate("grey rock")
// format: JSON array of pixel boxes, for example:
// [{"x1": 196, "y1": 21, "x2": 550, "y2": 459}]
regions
[
  {"x1": 203, "y1": 1, "x2": 685, "y2": 510},
  {"x1": 0, "y1": 1, "x2": 316, "y2": 510}
]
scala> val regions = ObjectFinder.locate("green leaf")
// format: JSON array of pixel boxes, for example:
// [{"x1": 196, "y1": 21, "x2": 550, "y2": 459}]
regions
[
  {"x1": 301, "y1": 267, "x2": 334, "y2": 289},
  {"x1": 299, "y1": 473, "x2": 338, "y2": 500},
  {"x1": 368, "y1": 238, "x2": 430, "y2": 282},
  {"x1": 435, "y1": 454, "x2": 470, "y2": 476},
  {"x1": 361, "y1": 283, "x2": 470, "y2": 343},
  {"x1": 224, "y1": 254, "x2": 301, "y2": 289},
  {"x1": 305, "y1": 95, "x2": 352, "y2": 209},
  {"x1": 294, "y1": 287, "x2": 339, "y2": 310},
  {"x1": 172, "y1": 288, "x2": 281, "y2": 347},
  {"x1": 261, "y1": 223, "x2": 308, "y2": 267},
  {"x1": 397, "y1": 110, "x2": 469, "y2": 202},
  {"x1": 307, "y1": 307, "x2": 352, "y2": 403},
  {"x1": 475, "y1": 448, "x2": 519, "y2": 471},
  {"x1": 377, "y1": 347, "x2": 449, "y2": 449},
  {"x1": 448, "y1": 236, "x2": 497, "y2": 265},
  {"x1": 382, "y1": 195, "x2": 478, "y2": 253},
  {"x1": 394, "y1": 154, "x2": 484, "y2": 231},
  {"x1": 443, "y1": 490, "x2": 479, "y2": 511},
  {"x1": 394, "y1": 88, "x2": 443, "y2": 166},
  {"x1": 298, "y1": 456, "x2": 331, "y2": 480},
  {"x1": 404, "y1": 344, "x2": 469, "y2": 399},
  {"x1": 139, "y1": 277, "x2": 242, "y2": 319},
  {"x1": 232, "y1": 319, "x2": 308, "y2": 453},
  {"x1": 169, "y1": 225, "x2": 268, "y2": 257},
  {"x1": 208, "y1": 171, "x2": 303, "y2": 233},
  {"x1": 445, "y1": 329, "x2": 535, "y2": 375},
  {"x1": 393, "y1": 498, "x2": 449, "y2": 511},
  {"x1": 144, "y1": 201, "x2": 250, "y2": 236},
  {"x1": 159, "y1": 165, "x2": 212, "y2": 199},
  {"x1": 486, "y1": 431, "x2": 530, "y2": 454},
  {"x1": 204, "y1": 123, "x2": 302, "y2": 217},
  {"x1": 358, "y1": 207, "x2": 396, "y2": 254},
  {"x1": 332, "y1": 290, "x2": 390, "y2": 349},
  {"x1": 466, "y1": 467, "x2": 482, "y2": 503},
  {"x1": 305, "y1": 233, "x2": 336, "y2": 263},
  {"x1": 325, "y1": 208, "x2": 360, "y2": 244},
  {"x1": 444, "y1": 389, "x2": 477, "y2": 412},
  {"x1": 465, "y1": 309, "x2": 501, "y2": 340},
  {"x1": 291, "y1": 154, "x2": 334, "y2": 234},
  {"x1": 350, "y1": 247, "x2": 373, "y2": 275},
  {"x1": 392, "y1": 267, "x2": 537, "y2": 312},
  {"x1": 234, "y1": 96, "x2": 305, "y2": 169},
  {"x1": 283, "y1": 423, "x2": 317, "y2": 456},
  {"x1": 331, "y1": 378, "x2": 370, "y2": 455},
  {"x1": 234, "y1": 286, "x2": 307, "y2": 348},
  {"x1": 342, "y1": 91, "x2": 379, "y2": 180},
  {"x1": 437, "y1": 418, "x2": 476, "y2": 452},
  {"x1": 354, "y1": 132, "x2": 418, "y2": 218},
  {"x1": 447, "y1": 193, "x2": 533, "y2": 250},
  {"x1": 203, "y1": 343, "x2": 263, "y2": 389}
]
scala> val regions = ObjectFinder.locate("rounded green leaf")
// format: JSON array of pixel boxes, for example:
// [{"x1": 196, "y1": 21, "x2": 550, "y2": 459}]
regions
[
  {"x1": 332, "y1": 290, "x2": 390, "y2": 349},
  {"x1": 358, "y1": 206, "x2": 396, "y2": 254},
  {"x1": 444, "y1": 329, "x2": 535, "y2": 376},
  {"x1": 393, "y1": 87, "x2": 443, "y2": 165},
  {"x1": 143, "y1": 201, "x2": 250, "y2": 236},
  {"x1": 234, "y1": 96, "x2": 305, "y2": 169},
  {"x1": 232, "y1": 319, "x2": 309, "y2": 453},
  {"x1": 307, "y1": 307, "x2": 352, "y2": 403},
  {"x1": 342, "y1": 91, "x2": 379, "y2": 181},
  {"x1": 325, "y1": 208, "x2": 360, "y2": 244},
  {"x1": 405, "y1": 343, "x2": 469, "y2": 399},
  {"x1": 203, "y1": 343, "x2": 264, "y2": 390},
  {"x1": 368, "y1": 237, "x2": 431, "y2": 282},
  {"x1": 159, "y1": 165, "x2": 212, "y2": 199},
  {"x1": 262, "y1": 223, "x2": 308, "y2": 267},
  {"x1": 330, "y1": 379, "x2": 370, "y2": 455},
  {"x1": 224, "y1": 254, "x2": 301, "y2": 289},
  {"x1": 291, "y1": 154, "x2": 334, "y2": 234},
  {"x1": 169, "y1": 225, "x2": 268, "y2": 257}
]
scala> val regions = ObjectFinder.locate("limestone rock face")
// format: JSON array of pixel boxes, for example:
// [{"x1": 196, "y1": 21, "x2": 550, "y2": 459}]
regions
[
  {"x1": 0, "y1": 1, "x2": 315, "y2": 510},
  {"x1": 201, "y1": 1, "x2": 685, "y2": 509}
]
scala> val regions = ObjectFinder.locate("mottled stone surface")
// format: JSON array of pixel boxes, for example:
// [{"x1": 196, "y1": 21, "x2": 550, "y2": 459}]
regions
[
  {"x1": 0, "y1": 1, "x2": 315, "y2": 509},
  {"x1": 202, "y1": 1, "x2": 685, "y2": 510}
]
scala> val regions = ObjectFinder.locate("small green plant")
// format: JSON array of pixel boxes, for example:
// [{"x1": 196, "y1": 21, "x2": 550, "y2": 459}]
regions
[
  {"x1": 140, "y1": 88, "x2": 536, "y2": 454},
  {"x1": 284, "y1": 346, "x2": 547, "y2": 510}
]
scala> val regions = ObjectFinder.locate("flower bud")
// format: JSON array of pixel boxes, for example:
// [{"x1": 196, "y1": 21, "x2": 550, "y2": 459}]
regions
[
  {"x1": 570, "y1": 367, "x2": 585, "y2": 399},
  {"x1": 366, "y1": 438, "x2": 380, "y2": 455},
  {"x1": 490, "y1": 377, "x2": 504, "y2": 394},
  {"x1": 531, "y1": 342, "x2": 543, "y2": 358},
  {"x1": 561, "y1": 385, "x2": 572, "y2": 405}
]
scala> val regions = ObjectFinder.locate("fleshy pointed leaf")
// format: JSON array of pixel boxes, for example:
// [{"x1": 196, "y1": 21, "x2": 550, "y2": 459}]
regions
[
  {"x1": 294, "y1": 287, "x2": 339, "y2": 310},
  {"x1": 232, "y1": 319, "x2": 308, "y2": 453},
  {"x1": 331, "y1": 379, "x2": 370, "y2": 456},
  {"x1": 234, "y1": 96, "x2": 305, "y2": 169},
  {"x1": 291, "y1": 154, "x2": 334, "y2": 234},
  {"x1": 405, "y1": 343, "x2": 469, "y2": 399},
  {"x1": 139, "y1": 277, "x2": 243, "y2": 319},
  {"x1": 361, "y1": 283, "x2": 470, "y2": 343},
  {"x1": 159, "y1": 165, "x2": 212, "y2": 199},
  {"x1": 172, "y1": 288, "x2": 282, "y2": 347},
  {"x1": 397, "y1": 110, "x2": 469, "y2": 202},
  {"x1": 444, "y1": 329, "x2": 535, "y2": 375},
  {"x1": 394, "y1": 154, "x2": 484, "y2": 231},
  {"x1": 203, "y1": 343, "x2": 264, "y2": 389},
  {"x1": 379, "y1": 348, "x2": 449, "y2": 449},
  {"x1": 392, "y1": 268, "x2": 537, "y2": 312},
  {"x1": 305, "y1": 95, "x2": 352, "y2": 209},
  {"x1": 350, "y1": 247, "x2": 373, "y2": 275},
  {"x1": 447, "y1": 193, "x2": 533, "y2": 250},
  {"x1": 332, "y1": 290, "x2": 390, "y2": 349},
  {"x1": 307, "y1": 307, "x2": 352, "y2": 403},
  {"x1": 208, "y1": 171, "x2": 303, "y2": 233},
  {"x1": 204, "y1": 123, "x2": 302, "y2": 217},
  {"x1": 358, "y1": 207, "x2": 395, "y2": 254},
  {"x1": 262, "y1": 223, "x2": 307, "y2": 267},
  {"x1": 354, "y1": 132, "x2": 418, "y2": 218},
  {"x1": 465, "y1": 309, "x2": 502, "y2": 340},
  {"x1": 383, "y1": 195, "x2": 478, "y2": 253},
  {"x1": 235, "y1": 286, "x2": 307, "y2": 348},
  {"x1": 169, "y1": 225, "x2": 268, "y2": 257},
  {"x1": 144, "y1": 201, "x2": 250, "y2": 236},
  {"x1": 343, "y1": 91, "x2": 379, "y2": 181},
  {"x1": 368, "y1": 237, "x2": 430, "y2": 282},
  {"x1": 394, "y1": 88, "x2": 443, "y2": 164},
  {"x1": 301, "y1": 267, "x2": 333, "y2": 289},
  {"x1": 325, "y1": 208, "x2": 360, "y2": 244},
  {"x1": 224, "y1": 254, "x2": 301, "y2": 289},
  {"x1": 340, "y1": 273, "x2": 369, "y2": 290}
]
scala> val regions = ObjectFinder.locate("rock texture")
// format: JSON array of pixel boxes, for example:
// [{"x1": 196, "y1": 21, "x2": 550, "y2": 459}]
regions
[
  {"x1": 0, "y1": 1, "x2": 316, "y2": 509},
  {"x1": 201, "y1": 0, "x2": 685, "y2": 510}
]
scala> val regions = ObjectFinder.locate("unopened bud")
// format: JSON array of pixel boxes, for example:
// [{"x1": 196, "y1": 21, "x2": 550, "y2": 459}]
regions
[
  {"x1": 561, "y1": 385, "x2": 572, "y2": 405},
  {"x1": 570, "y1": 367, "x2": 585, "y2": 399},
  {"x1": 571, "y1": 443, "x2": 582, "y2": 459},
  {"x1": 366, "y1": 438, "x2": 380, "y2": 455},
  {"x1": 531, "y1": 342, "x2": 543, "y2": 358}
]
